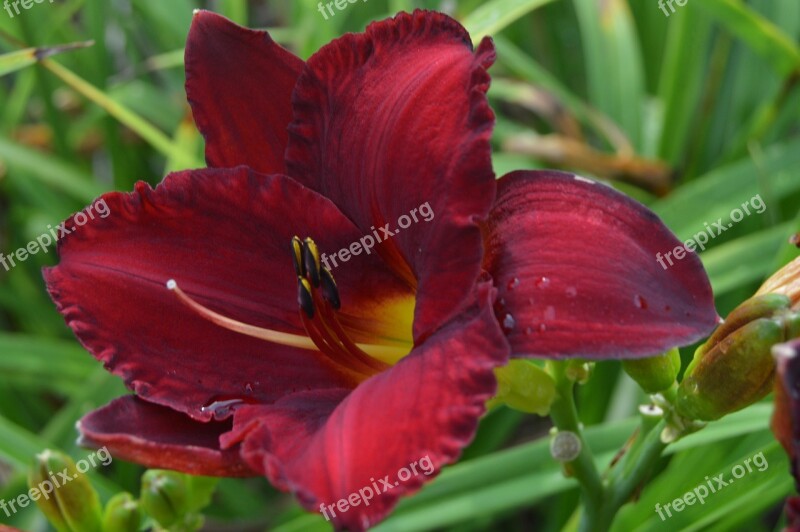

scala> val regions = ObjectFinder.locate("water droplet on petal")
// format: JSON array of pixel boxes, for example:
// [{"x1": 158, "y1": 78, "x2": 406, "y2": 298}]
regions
[
  {"x1": 245, "y1": 383, "x2": 254, "y2": 394},
  {"x1": 566, "y1": 287, "x2": 577, "y2": 298},
  {"x1": 525, "y1": 327, "x2": 534, "y2": 335},
  {"x1": 507, "y1": 277, "x2": 520, "y2": 291},
  {"x1": 544, "y1": 306, "x2": 556, "y2": 321},
  {"x1": 502, "y1": 313, "x2": 516, "y2": 333},
  {"x1": 201, "y1": 398, "x2": 246, "y2": 421},
  {"x1": 535, "y1": 276, "x2": 551, "y2": 289},
  {"x1": 634, "y1": 295, "x2": 648, "y2": 310},
  {"x1": 538, "y1": 323, "x2": 548, "y2": 333}
]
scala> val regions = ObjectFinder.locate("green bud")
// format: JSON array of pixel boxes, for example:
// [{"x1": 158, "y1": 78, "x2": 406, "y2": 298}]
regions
[
  {"x1": 28, "y1": 450, "x2": 102, "y2": 532},
  {"x1": 488, "y1": 360, "x2": 556, "y2": 415},
  {"x1": 140, "y1": 470, "x2": 190, "y2": 528},
  {"x1": 622, "y1": 348, "x2": 681, "y2": 393},
  {"x1": 102, "y1": 493, "x2": 141, "y2": 532},
  {"x1": 677, "y1": 316, "x2": 785, "y2": 421},
  {"x1": 695, "y1": 294, "x2": 791, "y2": 363}
]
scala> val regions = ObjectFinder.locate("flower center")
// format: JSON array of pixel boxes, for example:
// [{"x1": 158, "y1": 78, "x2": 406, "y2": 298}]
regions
[{"x1": 166, "y1": 236, "x2": 407, "y2": 382}]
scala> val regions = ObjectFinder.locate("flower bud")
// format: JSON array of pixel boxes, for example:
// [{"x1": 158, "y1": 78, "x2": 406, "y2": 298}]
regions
[
  {"x1": 488, "y1": 360, "x2": 556, "y2": 415},
  {"x1": 622, "y1": 348, "x2": 681, "y2": 393},
  {"x1": 28, "y1": 450, "x2": 102, "y2": 532},
  {"x1": 756, "y1": 256, "x2": 800, "y2": 309},
  {"x1": 140, "y1": 470, "x2": 189, "y2": 528},
  {"x1": 676, "y1": 294, "x2": 799, "y2": 421},
  {"x1": 102, "y1": 493, "x2": 141, "y2": 532}
]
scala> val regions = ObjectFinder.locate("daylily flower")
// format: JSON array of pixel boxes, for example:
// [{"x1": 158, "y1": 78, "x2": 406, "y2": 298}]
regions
[
  {"x1": 772, "y1": 339, "x2": 800, "y2": 530},
  {"x1": 44, "y1": 10, "x2": 717, "y2": 530}
]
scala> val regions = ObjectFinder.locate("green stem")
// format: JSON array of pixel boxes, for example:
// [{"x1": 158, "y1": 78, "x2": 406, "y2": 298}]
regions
[
  {"x1": 546, "y1": 361, "x2": 605, "y2": 530},
  {"x1": 608, "y1": 420, "x2": 668, "y2": 510},
  {"x1": 547, "y1": 361, "x2": 671, "y2": 531}
]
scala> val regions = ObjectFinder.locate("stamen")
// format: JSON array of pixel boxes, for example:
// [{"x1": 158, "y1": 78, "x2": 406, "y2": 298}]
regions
[
  {"x1": 314, "y1": 295, "x2": 389, "y2": 372},
  {"x1": 167, "y1": 279, "x2": 406, "y2": 362},
  {"x1": 167, "y1": 279, "x2": 316, "y2": 350},
  {"x1": 320, "y1": 268, "x2": 341, "y2": 310},
  {"x1": 300, "y1": 310, "x2": 381, "y2": 376},
  {"x1": 297, "y1": 277, "x2": 315, "y2": 319},
  {"x1": 303, "y1": 237, "x2": 321, "y2": 287},
  {"x1": 291, "y1": 236, "x2": 305, "y2": 277}
]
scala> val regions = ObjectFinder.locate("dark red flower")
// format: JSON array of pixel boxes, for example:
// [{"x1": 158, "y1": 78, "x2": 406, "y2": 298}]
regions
[
  {"x1": 773, "y1": 340, "x2": 800, "y2": 530},
  {"x1": 45, "y1": 10, "x2": 717, "y2": 530}
]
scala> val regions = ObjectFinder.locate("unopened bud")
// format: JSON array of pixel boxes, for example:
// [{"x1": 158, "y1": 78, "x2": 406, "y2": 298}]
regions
[
  {"x1": 140, "y1": 470, "x2": 189, "y2": 528},
  {"x1": 565, "y1": 360, "x2": 593, "y2": 384},
  {"x1": 622, "y1": 348, "x2": 681, "y2": 393},
  {"x1": 756, "y1": 256, "x2": 800, "y2": 309},
  {"x1": 28, "y1": 450, "x2": 102, "y2": 532},
  {"x1": 677, "y1": 294, "x2": 799, "y2": 421},
  {"x1": 102, "y1": 493, "x2": 141, "y2": 532},
  {"x1": 488, "y1": 360, "x2": 556, "y2": 415}
]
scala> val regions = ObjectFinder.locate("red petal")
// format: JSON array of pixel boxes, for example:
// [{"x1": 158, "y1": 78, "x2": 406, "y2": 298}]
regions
[
  {"x1": 773, "y1": 340, "x2": 800, "y2": 489},
  {"x1": 286, "y1": 10, "x2": 496, "y2": 340},
  {"x1": 221, "y1": 281, "x2": 509, "y2": 531},
  {"x1": 185, "y1": 11, "x2": 303, "y2": 174},
  {"x1": 79, "y1": 396, "x2": 255, "y2": 477},
  {"x1": 484, "y1": 171, "x2": 718, "y2": 359},
  {"x1": 44, "y1": 168, "x2": 412, "y2": 421}
]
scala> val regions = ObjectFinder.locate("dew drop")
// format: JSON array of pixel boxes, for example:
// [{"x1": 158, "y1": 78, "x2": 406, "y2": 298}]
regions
[
  {"x1": 544, "y1": 306, "x2": 556, "y2": 321},
  {"x1": 535, "y1": 276, "x2": 551, "y2": 289},
  {"x1": 525, "y1": 327, "x2": 534, "y2": 335},
  {"x1": 245, "y1": 382, "x2": 254, "y2": 394},
  {"x1": 634, "y1": 295, "x2": 648, "y2": 310},
  {"x1": 507, "y1": 277, "x2": 520, "y2": 291},
  {"x1": 566, "y1": 287, "x2": 577, "y2": 298},
  {"x1": 201, "y1": 398, "x2": 245, "y2": 421},
  {"x1": 502, "y1": 313, "x2": 516, "y2": 333},
  {"x1": 538, "y1": 323, "x2": 548, "y2": 333}
]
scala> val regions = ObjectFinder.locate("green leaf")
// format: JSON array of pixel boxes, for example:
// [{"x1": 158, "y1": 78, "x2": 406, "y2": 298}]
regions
[
  {"x1": 572, "y1": 0, "x2": 646, "y2": 149},
  {"x1": 41, "y1": 59, "x2": 203, "y2": 169},
  {"x1": 0, "y1": 41, "x2": 92, "y2": 78},
  {"x1": 462, "y1": 0, "x2": 557, "y2": 42},
  {"x1": 697, "y1": 0, "x2": 800, "y2": 77},
  {"x1": 0, "y1": 136, "x2": 106, "y2": 202}
]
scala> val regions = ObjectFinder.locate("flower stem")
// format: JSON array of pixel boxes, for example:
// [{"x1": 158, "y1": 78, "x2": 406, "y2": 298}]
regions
[
  {"x1": 546, "y1": 361, "x2": 670, "y2": 531},
  {"x1": 546, "y1": 361, "x2": 604, "y2": 530}
]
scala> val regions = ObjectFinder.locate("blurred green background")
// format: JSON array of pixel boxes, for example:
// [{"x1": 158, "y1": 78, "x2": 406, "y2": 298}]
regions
[{"x1": 0, "y1": 0, "x2": 799, "y2": 530}]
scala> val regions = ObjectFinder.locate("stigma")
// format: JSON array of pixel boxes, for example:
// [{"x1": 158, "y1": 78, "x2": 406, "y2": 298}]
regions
[{"x1": 166, "y1": 236, "x2": 405, "y2": 380}]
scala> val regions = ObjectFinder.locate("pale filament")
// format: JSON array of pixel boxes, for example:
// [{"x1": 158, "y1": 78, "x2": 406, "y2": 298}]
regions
[{"x1": 167, "y1": 280, "x2": 407, "y2": 361}]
